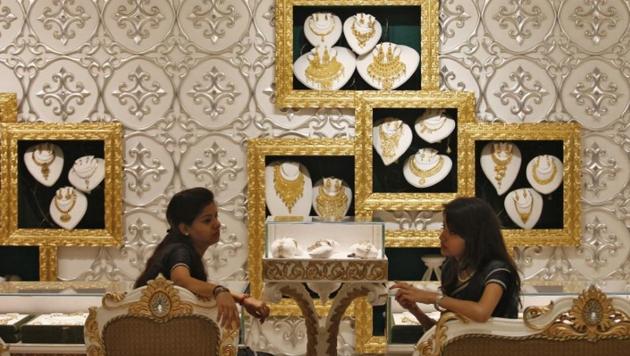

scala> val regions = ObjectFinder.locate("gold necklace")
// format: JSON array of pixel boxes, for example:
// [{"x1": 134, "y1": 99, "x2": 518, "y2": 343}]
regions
[
  {"x1": 378, "y1": 121, "x2": 403, "y2": 160},
  {"x1": 307, "y1": 14, "x2": 335, "y2": 42},
  {"x1": 512, "y1": 191, "x2": 534, "y2": 224},
  {"x1": 491, "y1": 143, "x2": 513, "y2": 188},
  {"x1": 273, "y1": 164, "x2": 304, "y2": 214},
  {"x1": 54, "y1": 188, "x2": 77, "y2": 222},
  {"x1": 408, "y1": 155, "x2": 445, "y2": 185},
  {"x1": 31, "y1": 145, "x2": 56, "y2": 180},
  {"x1": 532, "y1": 156, "x2": 557, "y2": 185},
  {"x1": 315, "y1": 180, "x2": 348, "y2": 220},
  {"x1": 351, "y1": 15, "x2": 376, "y2": 48},
  {"x1": 367, "y1": 44, "x2": 406, "y2": 90},
  {"x1": 417, "y1": 115, "x2": 447, "y2": 134},
  {"x1": 305, "y1": 47, "x2": 344, "y2": 90},
  {"x1": 71, "y1": 157, "x2": 98, "y2": 190}
]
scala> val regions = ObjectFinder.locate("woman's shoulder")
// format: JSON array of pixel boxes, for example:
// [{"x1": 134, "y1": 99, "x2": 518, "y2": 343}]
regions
[{"x1": 481, "y1": 259, "x2": 513, "y2": 275}]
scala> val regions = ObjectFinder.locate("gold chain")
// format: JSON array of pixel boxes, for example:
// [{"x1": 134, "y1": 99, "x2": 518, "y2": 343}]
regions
[
  {"x1": 72, "y1": 157, "x2": 98, "y2": 190},
  {"x1": 491, "y1": 143, "x2": 513, "y2": 188},
  {"x1": 273, "y1": 165, "x2": 305, "y2": 214},
  {"x1": 307, "y1": 14, "x2": 335, "y2": 42},
  {"x1": 351, "y1": 15, "x2": 376, "y2": 48},
  {"x1": 408, "y1": 156, "x2": 445, "y2": 185},
  {"x1": 512, "y1": 191, "x2": 534, "y2": 224},
  {"x1": 53, "y1": 189, "x2": 77, "y2": 222},
  {"x1": 305, "y1": 47, "x2": 344, "y2": 90},
  {"x1": 367, "y1": 45, "x2": 406, "y2": 90},
  {"x1": 378, "y1": 121, "x2": 403, "y2": 160},
  {"x1": 532, "y1": 156, "x2": 557, "y2": 185},
  {"x1": 417, "y1": 115, "x2": 447, "y2": 134},
  {"x1": 31, "y1": 145, "x2": 56, "y2": 180},
  {"x1": 315, "y1": 180, "x2": 348, "y2": 220}
]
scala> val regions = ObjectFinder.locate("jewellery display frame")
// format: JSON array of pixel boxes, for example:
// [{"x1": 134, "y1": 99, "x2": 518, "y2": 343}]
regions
[
  {"x1": 354, "y1": 91, "x2": 476, "y2": 248},
  {"x1": 0, "y1": 123, "x2": 123, "y2": 248},
  {"x1": 0, "y1": 92, "x2": 17, "y2": 123},
  {"x1": 460, "y1": 122, "x2": 582, "y2": 247},
  {"x1": 275, "y1": 0, "x2": 439, "y2": 108}
]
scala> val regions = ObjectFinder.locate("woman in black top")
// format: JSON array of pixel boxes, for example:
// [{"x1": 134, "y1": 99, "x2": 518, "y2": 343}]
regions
[
  {"x1": 392, "y1": 197, "x2": 521, "y2": 328},
  {"x1": 135, "y1": 188, "x2": 270, "y2": 329}
]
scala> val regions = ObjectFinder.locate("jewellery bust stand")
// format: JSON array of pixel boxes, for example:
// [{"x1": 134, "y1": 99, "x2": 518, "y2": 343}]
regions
[
  {"x1": 504, "y1": 188, "x2": 543, "y2": 230},
  {"x1": 24, "y1": 143, "x2": 64, "y2": 187},
  {"x1": 356, "y1": 42, "x2": 419, "y2": 90},
  {"x1": 373, "y1": 118, "x2": 412, "y2": 166},
  {"x1": 68, "y1": 155, "x2": 105, "y2": 193},
  {"x1": 265, "y1": 161, "x2": 313, "y2": 216},
  {"x1": 480, "y1": 142, "x2": 521, "y2": 195},
  {"x1": 343, "y1": 13, "x2": 381, "y2": 55},
  {"x1": 526, "y1": 154, "x2": 563, "y2": 195},
  {"x1": 403, "y1": 148, "x2": 452, "y2": 188},
  {"x1": 304, "y1": 12, "x2": 342, "y2": 48},
  {"x1": 294, "y1": 45, "x2": 356, "y2": 90},
  {"x1": 49, "y1": 186, "x2": 88, "y2": 230},
  {"x1": 312, "y1": 177, "x2": 352, "y2": 221},
  {"x1": 414, "y1": 110, "x2": 456, "y2": 143}
]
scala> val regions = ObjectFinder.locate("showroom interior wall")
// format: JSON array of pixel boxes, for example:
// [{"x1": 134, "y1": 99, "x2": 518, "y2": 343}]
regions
[{"x1": 0, "y1": 0, "x2": 629, "y2": 351}]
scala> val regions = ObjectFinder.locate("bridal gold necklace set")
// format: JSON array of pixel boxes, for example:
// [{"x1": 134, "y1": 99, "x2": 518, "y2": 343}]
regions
[
  {"x1": 315, "y1": 179, "x2": 348, "y2": 220},
  {"x1": 378, "y1": 121, "x2": 403, "y2": 160},
  {"x1": 307, "y1": 13, "x2": 335, "y2": 42},
  {"x1": 409, "y1": 155, "x2": 445, "y2": 185},
  {"x1": 532, "y1": 156, "x2": 557, "y2": 185},
  {"x1": 351, "y1": 14, "x2": 376, "y2": 48},
  {"x1": 367, "y1": 45, "x2": 406, "y2": 90},
  {"x1": 273, "y1": 164, "x2": 305, "y2": 214},
  {"x1": 512, "y1": 190, "x2": 534, "y2": 224},
  {"x1": 491, "y1": 143, "x2": 513, "y2": 188},
  {"x1": 32, "y1": 145, "x2": 56, "y2": 180},
  {"x1": 417, "y1": 114, "x2": 447, "y2": 134},
  {"x1": 305, "y1": 47, "x2": 344, "y2": 90},
  {"x1": 54, "y1": 188, "x2": 77, "y2": 222}
]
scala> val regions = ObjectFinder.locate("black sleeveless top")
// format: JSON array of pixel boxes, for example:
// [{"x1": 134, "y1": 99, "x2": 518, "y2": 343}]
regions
[
  {"x1": 136, "y1": 242, "x2": 207, "y2": 286},
  {"x1": 441, "y1": 259, "x2": 519, "y2": 318}
]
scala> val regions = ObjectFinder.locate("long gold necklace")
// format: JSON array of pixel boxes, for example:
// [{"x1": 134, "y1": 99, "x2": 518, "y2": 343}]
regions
[
  {"x1": 54, "y1": 188, "x2": 77, "y2": 222},
  {"x1": 351, "y1": 15, "x2": 376, "y2": 48},
  {"x1": 532, "y1": 156, "x2": 557, "y2": 185},
  {"x1": 408, "y1": 155, "x2": 445, "y2": 185},
  {"x1": 491, "y1": 143, "x2": 513, "y2": 188},
  {"x1": 307, "y1": 13, "x2": 335, "y2": 42},
  {"x1": 378, "y1": 121, "x2": 403, "y2": 160},
  {"x1": 273, "y1": 164, "x2": 304, "y2": 214},
  {"x1": 31, "y1": 145, "x2": 56, "y2": 180},
  {"x1": 367, "y1": 44, "x2": 406, "y2": 90},
  {"x1": 417, "y1": 114, "x2": 447, "y2": 134},
  {"x1": 512, "y1": 190, "x2": 534, "y2": 224},
  {"x1": 315, "y1": 179, "x2": 348, "y2": 220},
  {"x1": 305, "y1": 47, "x2": 344, "y2": 90}
]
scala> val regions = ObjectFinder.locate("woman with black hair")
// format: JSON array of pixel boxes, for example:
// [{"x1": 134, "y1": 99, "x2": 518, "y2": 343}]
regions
[
  {"x1": 391, "y1": 197, "x2": 521, "y2": 329},
  {"x1": 135, "y1": 187, "x2": 270, "y2": 329}
]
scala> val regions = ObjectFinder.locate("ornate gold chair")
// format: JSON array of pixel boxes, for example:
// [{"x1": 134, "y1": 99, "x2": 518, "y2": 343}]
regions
[
  {"x1": 84, "y1": 275, "x2": 237, "y2": 356},
  {"x1": 415, "y1": 286, "x2": 630, "y2": 356}
]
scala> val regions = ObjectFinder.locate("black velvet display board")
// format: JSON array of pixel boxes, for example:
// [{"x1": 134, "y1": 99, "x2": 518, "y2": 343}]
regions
[{"x1": 0, "y1": 246, "x2": 39, "y2": 281}]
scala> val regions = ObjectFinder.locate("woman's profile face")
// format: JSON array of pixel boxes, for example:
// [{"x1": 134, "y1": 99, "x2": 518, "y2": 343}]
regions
[
  {"x1": 439, "y1": 220, "x2": 465, "y2": 259},
  {"x1": 185, "y1": 202, "x2": 221, "y2": 247}
]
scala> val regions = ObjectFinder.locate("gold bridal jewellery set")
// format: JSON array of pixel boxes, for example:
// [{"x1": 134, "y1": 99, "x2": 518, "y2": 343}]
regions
[
  {"x1": 32, "y1": 144, "x2": 56, "y2": 180},
  {"x1": 409, "y1": 152, "x2": 445, "y2": 185},
  {"x1": 417, "y1": 111, "x2": 448, "y2": 134},
  {"x1": 367, "y1": 44, "x2": 406, "y2": 90},
  {"x1": 491, "y1": 143, "x2": 513, "y2": 188},
  {"x1": 379, "y1": 121, "x2": 403, "y2": 160},
  {"x1": 351, "y1": 14, "x2": 376, "y2": 48},
  {"x1": 532, "y1": 155, "x2": 557, "y2": 185},
  {"x1": 512, "y1": 189, "x2": 534, "y2": 224},
  {"x1": 273, "y1": 164, "x2": 305, "y2": 214},
  {"x1": 71, "y1": 156, "x2": 98, "y2": 190},
  {"x1": 315, "y1": 178, "x2": 348, "y2": 220},
  {"x1": 305, "y1": 47, "x2": 344, "y2": 90},
  {"x1": 54, "y1": 188, "x2": 77, "y2": 223},
  {"x1": 307, "y1": 13, "x2": 335, "y2": 42}
]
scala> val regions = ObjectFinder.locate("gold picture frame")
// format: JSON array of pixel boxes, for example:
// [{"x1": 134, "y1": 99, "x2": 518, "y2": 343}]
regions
[
  {"x1": 460, "y1": 122, "x2": 582, "y2": 247},
  {"x1": 354, "y1": 91, "x2": 477, "y2": 247},
  {"x1": 0, "y1": 122, "x2": 124, "y2": 247},
  {"x1": 275, "y1": 0, "x2": 440, "y2": 108},
  {"x1": 0, "y1": 93, "x2": 17, "y2": 122}
]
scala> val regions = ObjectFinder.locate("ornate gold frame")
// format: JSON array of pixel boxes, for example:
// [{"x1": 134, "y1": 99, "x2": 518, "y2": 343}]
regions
[
  {"x1": 354, "y1": 91, "x2": 477, "y2": 247},
  {"x1": 0, "y1": 93, "x2": 17, "y2": 122},
  {"x1": 0, "y1": 122, "x2": 124, "y2": 247},
  {"x1": 274, "y1": 0, "x2": 440, "y2": 108},
  {"x1": 460, "y1": 122, "x2": 582, "y2": 246}
]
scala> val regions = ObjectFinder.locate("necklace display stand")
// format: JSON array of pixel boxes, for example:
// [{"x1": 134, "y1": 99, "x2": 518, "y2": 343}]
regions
[
  {"x1": 356, "y1": 42, "x2": 419, "y2": 90},
  {"x1": 294, "y1": 45, "x2": 356, "y2": 91},
  {"x1": 480, "y1": 142, "x2": 521, "y2": 195},
  {"x1": 504, "y1": 188, "x2": 543, "y2": 230},
  {"x1": 526, "y1": 154, "x2": 563, "y2": 195},
  {"x1": 372, "y1": 118, "x2": 412, "y2": 166},
  {"x1": 414, "y1": 110, "x2": 456, "y2": 143},
  {"x1": 304, "y1": 12, "x2": 343, "y2": 47},
  {"x1": 312, "y1": 177, "x2": 352, "y2": 221},
  {"x1": 68, "y1": 155, "x2": 105, "y2": 193},
  {"x1": 265, "y1": 161, "x2": 313, "y2": 216},
  {"x1": 403, "y1": 148, "x2": 452, "y2": 188},
  {"x1": 343, "y1": 13, "x2": 382, "y2": 55},
  {"x1": 49, "y1": 186, "x2": 87, "y2": 230},
  {"x1": 24, "y1": 143, "x2": 64, "y2": 187}
]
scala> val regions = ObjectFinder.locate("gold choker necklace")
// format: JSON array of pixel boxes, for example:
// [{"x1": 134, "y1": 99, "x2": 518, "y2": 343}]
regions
[
  {"x1": 54, "y1": 189, "x2": 77, "y2": 222},
  {"x1": 351, "y1": 15, "x2": 376, "y2": 48},
  {"x1": 491, "y1": 143, "x2": 513, "y2": 188},
  {"x1": 32, "y1": 145, "x2": 56, "y2": 180},
  {"x1": 408, "y1": 156, "x2": 444, "y2": 185},
  {"x1": 273, "y1": 165, "x2": 304, "y2": 214},
  {"x1": 532, "y1": 156, "x2": 557, "y2": 185},
  {"x1": 315, "y1": 181, "x2": 348, "y2": 220},
  {"x1": 417, "y1": 116, "x2": 447, "y2": 134},
  {"x1": 367, "y1": 45, "x2": 406, "y2": 90},
  {"x1": 378, "y1": 121, "x2": 403, "y2": 160},
  {"x1": 305, "y1": 47, "x2": 344, "y2": 90},
  {"x1": 512, "y1": 191, "x2": 534, "y2": 224},
  {"x1": 307, "y1": 14, "x2": 335, "y2": 42}
]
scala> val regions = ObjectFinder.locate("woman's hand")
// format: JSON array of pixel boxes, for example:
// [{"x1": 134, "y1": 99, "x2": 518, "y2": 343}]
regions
[
  {"x1": 216, "y1": 291, "x2": 240, "y2": 329},
  {"x1": 391, "y1": 282, "x2": 439, "y2": 305},
  {"x1": 243, "y1": 297, "x2": 270, "y2": 323}
]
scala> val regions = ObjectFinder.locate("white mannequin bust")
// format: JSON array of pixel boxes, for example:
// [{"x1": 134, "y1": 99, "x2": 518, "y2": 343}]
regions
[
  {"x1": 68, "y1": 155, "x2": 105, "y2": 193},
  {"x1": 414, "y1": 110, "x2": 456, "y2": 143},
  {"x1": 265, "y1": 161, "x2": 312, "y2": 216},
  {"x1": 312, "y1": 177, "x2": 352, "y2": 221},
  {"x1": 303, "y1": 12, "x2": 342, "y2": 47},
  {"x1": 372, "y1": 118, "x2": 412, "y2": 166},
  {"x1": 526, "y1": 155, "x2": 563, "y2": 195},
  {"x1": 343, "y1": 13, "x2": 382, "y2": 55},
  {"x1": 504, "y1": 188, "x2": 543, "y2": 230},
  {"x1": 403, "y1": 148, "x2": 452, "y2": 188},
  {"x1": 356, "y1": 42, "x2": 419, "y2": 90},
  {"x1": 49, "y1": 186, "x2": 88, "y2": 230},
  {"x1": 24, "y1": 143, "x2": 64, "y2": 187},
  {"x1": 480, "y1": 142, "x2": 521, "y2": 195},
  {"x1": 293, "y1": 45, "x2": 356, "y2": 90}
]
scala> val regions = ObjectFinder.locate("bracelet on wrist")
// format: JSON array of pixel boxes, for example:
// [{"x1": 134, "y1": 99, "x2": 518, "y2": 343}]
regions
[
  {"x1": 237, "y1": 294, "x2": 251, "y2": 305},
  {"x1": 212, "y1": 285, "x2": 231, "y2": 298},
  {"x1": 434, "y1": 292, "x2": 446, "y2": 312}
]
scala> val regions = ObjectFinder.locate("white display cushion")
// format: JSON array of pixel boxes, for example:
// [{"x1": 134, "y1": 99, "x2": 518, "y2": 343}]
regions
[
  {"x1": 526, "y1": 154, "x2": 563, "y2": 195},
  {"x1": 24, "y1": 143, "x2": 64, "y2": 187},
  {"x1": 504, "y1": 188, "x2": 543, "y2": 230},
  {"x1": 265, "y1": 161, "x2": 313, "y2": 216},
  {"x1": 68, "y1": 155, "x2": 105, "y2": 193},
  {"x1": 403, "y1": 148, "x2": 453, "y2": 188},
  {"x1": 49, "y1": 186, "x2": 88, "y2": 230},
  {"x1": 372, "y1": 119, "x2": 413, "y2": 166},
  {"x1": 0, "y1": 313, "x2": 30, "y2": 326},
  {"x1": 480, "y1": 142, "x2": 522, "y2": 195},
  {"x1": 312, "y1": 177, "x2": 352, "y2": 220},
  {"x1": 26, "y1": 312, "x2": 88, "y2": 326},
  {"x1": 270, "y1": 237, "x2": 300, "y2": 258},
  {"x1": 294, "y1": 45, "x2": 356, "y2": 90},
  {"x1": 343, "y1": 13, "x2": 382, "y2": 55},
  {"x1": 356, "y1": 42, "x2": 419, "y2": 90},
  {"x1": 414, "y1": 109, "x2": 456, "y2": 143},
  {"x1": 303, "y1": 12, "x2": 343, "y2": 48}
]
